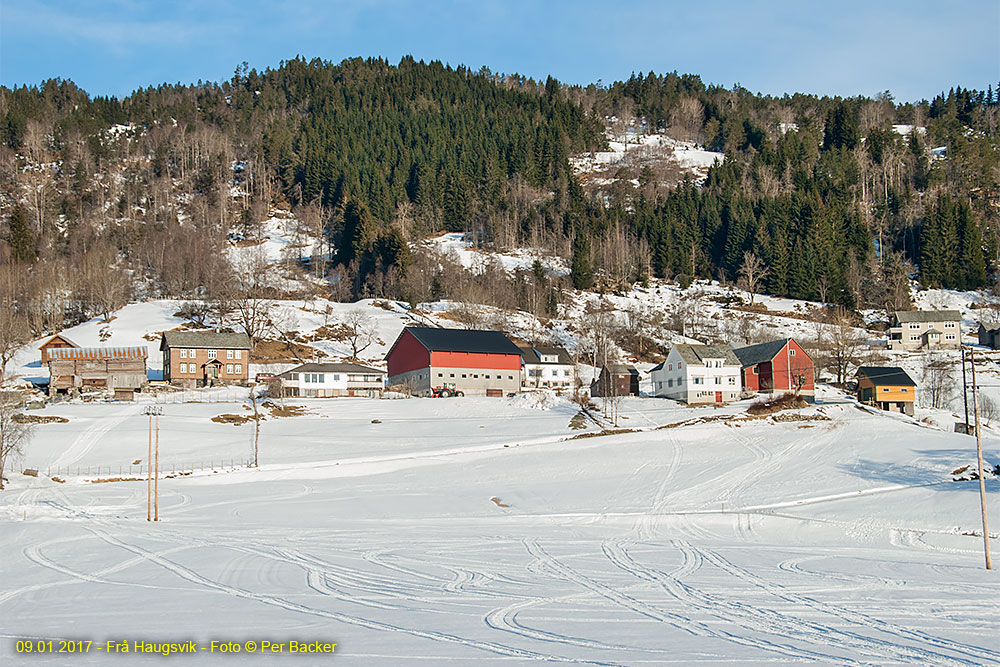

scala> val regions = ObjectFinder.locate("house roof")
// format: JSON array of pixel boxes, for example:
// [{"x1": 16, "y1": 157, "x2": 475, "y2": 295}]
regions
[
  {"x1": 672, "y1": 343, "x2": 740, "y2": 366},
  {"x1": 47, "y1": 346, "x2": 147, "y2": 361},
  {"x1": 160, "y1": 331, "x2": 252, "y2": 350},
  {"x1": 280, "y1": 362, "x2": 385, "y2": 377},
  {"x1": 857, "y1": 366, "x2": 916, "y2": 387},
  {"x1": 392, "y1": 327, "x2": 522, "y2": 356},
  {"x1": 519, "y1": 345, "x2": 573, "y2": 365},
  {"x1": 41, "y1": 334, "x2": 80, "y2": 349},
  {"x1": 731, "y1": 338, "x2": 809, "y2": 368},
  {"x1": 979, "y1": 321, "x2": 1000, "y2": 332},
  {"x1": 602, "y1": 364, "x2": 639, "y2": 376},
  {"x1": 893, "y1": 310, "x2": 961, "y2": 324}
]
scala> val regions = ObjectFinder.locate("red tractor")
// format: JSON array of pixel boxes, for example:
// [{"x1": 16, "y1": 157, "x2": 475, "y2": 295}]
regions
[{"x1": 431, "y1": 383, "x2": 464, "y2": 398}]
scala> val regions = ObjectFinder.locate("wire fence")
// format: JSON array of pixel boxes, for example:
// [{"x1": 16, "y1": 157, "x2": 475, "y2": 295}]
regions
[{"x1": 19, "y1": 458, "x2": 254, "y2": 480}]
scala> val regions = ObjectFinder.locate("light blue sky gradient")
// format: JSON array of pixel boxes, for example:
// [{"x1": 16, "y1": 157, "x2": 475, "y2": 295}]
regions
[{"x1": 1, "y1": 1, "x2": 997, "y2": 101}]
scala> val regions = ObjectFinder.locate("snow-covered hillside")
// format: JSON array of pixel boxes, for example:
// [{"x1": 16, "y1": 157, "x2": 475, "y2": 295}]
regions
[
  {"x1": 1, "y1": 388, "x2": 997, "y2": 665},
  {"x1": 571, "y1": 130, "x2": 724, "y2": 187}
]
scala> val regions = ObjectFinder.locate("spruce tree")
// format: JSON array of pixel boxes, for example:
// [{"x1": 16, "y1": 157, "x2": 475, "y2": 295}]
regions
[{"x1": 570, "y1": 233, "x2": 593, "y2": 290}]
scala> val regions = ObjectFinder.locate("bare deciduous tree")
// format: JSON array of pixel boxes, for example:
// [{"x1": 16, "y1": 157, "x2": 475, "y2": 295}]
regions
[
  {"x1": 737, "y1": 252, "x2": 769, "y2": 306},
  {"x1": 342, "y1": 309, "x2": 378, "y2": 361},
  {"x1": 921, "y1": 353, "x2": 954, "y2": 410},
  {"x1": 0, "y1": 393, "x2": 33, "y2": 490},
  {"x1": 817, "y1": 308, "x2": 867, "y2": 385}
]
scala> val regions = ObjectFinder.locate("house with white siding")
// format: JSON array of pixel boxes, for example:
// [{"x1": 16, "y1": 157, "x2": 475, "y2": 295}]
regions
[
  {"x1": 519, "y1": 345, "x2": 575, "y2": 391},
  {"x1": 651, "y1": 344, "x2": 742, "y2": 404},
  {"x1": 278, "y1": 362, "x2": 385, "y2": 398}
]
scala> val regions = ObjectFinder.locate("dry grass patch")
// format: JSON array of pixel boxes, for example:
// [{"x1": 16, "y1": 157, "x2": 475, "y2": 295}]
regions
[
  {"x1": 262, "y1": 401, "x2": 307, "y2": 417},
  {"x1": 13, "y1": 414, "x2": 68, "y2": 424},
  {"x1": 212, "y1": 413, "x2": 254, "y2": 425},
  {"x1": 747, "y1": 393, "x2": 808, "y2": 415}
]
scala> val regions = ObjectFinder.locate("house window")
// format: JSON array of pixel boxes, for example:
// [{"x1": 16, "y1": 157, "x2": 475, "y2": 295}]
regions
[
  {"x1": 910, "y1": 336, "x2": 919, "y2": 341},
  {"x1": 180, "y1": 349, "x2": 188, "y2": 358},
  {"x1": 694, "y1": 377, "x2": 703, "y2": 385},
  {"x1": 945, "y1": 334, "x2": 956, "y2": 340},
  {"x1": 189, "y1": 348, "x2": 196, "y2": 357},
  {"x1": 789, "y1": 349, "x2": 796, "y2": 356},
  {"x1": 485, "y1": 375, "x2": 491, "y2": 379},
  {"x1": 882, "y1": 387, "x2": 890, "y2": 392},
  {"x1": 450, "y1": 373, "x2": 455, "y2": 378},
  {"x1": 678, "y1": 377, "x2": 683, "y2": 385},
  {"x1": 909, "y1": 323, "x2": 919, "y2": 329},
  {"x1": 438, "y1": 373, "x2": 443, "y2": 377},
  {"x1": 226, "y1": 364, "x2": 234, "y2": 374},
  {"x1": 728, "y1": 377, "x2": 736, "y2": 385},
  {"x1": 668, "y1": 363, "x2": 673, "y2": 371},
  {"x1": 551, "y1": 370, "x2": 558, "y2": 377},
  {"x1": 235, "y1": 364, "x2": 242, "y2": 374},
  {"x1": 179, "y1": 363, "x2": 186, "y2": 373},
  {"x1": 677, "y1": 362, "x2": 682, "y2": 369},
  {"x1": 473, "y1": 374, "x2": 479, "y2": 379},
  {"x1": 705, "y1": 361, "x2": 711, "y2": 368},
  {"x1": 508, "y1": 376, "x2": 513, "y2": 380},
  {"x1": 563, "y1": 370, "x2": 570, "y2": 377},
  {"x1": 901, "y1": 388, "x2": 908, "y2": 393},
  {"x1": 714, "y1": 377, "x2": 721, "y2": 385},
  {"x1": 752, "y1": 365, "x2": 758, "y2": 374},
  {"x1": 207, "y1": 349, "x2": 217, "y2": 359},
  {"x1": 290, "y1": 373, "x2": 298, "y2": 380},
  {"x1": 668, "y1": 379, "x2": 673, "y2": 387},
  {"x1": 715, "y1": 361, "x2": 722, "y2": 368},
  {"x1": 226, "y1": 349, "x2": 234, "y2": 359},
  {"x1": 945, "y1": 322, "x2": 955, "y2": 328},
  {"x1": 317, "y1": 374, "x2": 325, "y2": 383},
  {"x1": 462, "y1": 374, "x2": 467, "y2": 378}
]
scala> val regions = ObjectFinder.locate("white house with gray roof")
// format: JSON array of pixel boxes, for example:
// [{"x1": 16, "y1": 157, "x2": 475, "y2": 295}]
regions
[
  {"x1": 278, "y1": 362, "x2": 385, "y2": 398},
  {"x1": 519, "y1": 345, "x2": 575, "y2": 391},
  {"x1": 888, "y1": 310, "x2": 961, "y2": 351},
  {"x1": 651, "y1": 344, "x2": 742, "y2": 404}
]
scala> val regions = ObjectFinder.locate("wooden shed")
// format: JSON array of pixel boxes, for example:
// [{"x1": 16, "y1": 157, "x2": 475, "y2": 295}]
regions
[
  {"x1": 47, "y1": 346, "x2": 148, "y2": 396},
  {"x1": 40, "y1": 334, "x2": 80, "y2": 365}
]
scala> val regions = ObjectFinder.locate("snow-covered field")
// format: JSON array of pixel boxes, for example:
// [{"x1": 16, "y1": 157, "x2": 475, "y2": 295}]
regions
[{"x1": 2, "y1": 388, "x2": 998, "y2": 665}]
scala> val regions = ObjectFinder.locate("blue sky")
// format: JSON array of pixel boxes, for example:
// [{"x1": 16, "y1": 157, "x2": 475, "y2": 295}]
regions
[{"x1": 1, "y1": 1, "x2": 997, "y2": 101}]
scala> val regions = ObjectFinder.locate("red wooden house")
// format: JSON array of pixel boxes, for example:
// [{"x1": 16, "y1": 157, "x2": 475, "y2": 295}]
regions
[
  {"x1": 385, "y1": 327, "x2": 522, "y2": 397},
  {"x1": 732, "y1": 338, "x2": 814, "y2": 399}
]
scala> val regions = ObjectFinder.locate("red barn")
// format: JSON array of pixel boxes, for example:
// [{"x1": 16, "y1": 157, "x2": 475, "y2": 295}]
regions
[
  {"x1": 385, "y1": 327, "x2": 523, "y2": 397},
  {"x1": 732, "y1": 338, "x2": 814, "y2": 399}
]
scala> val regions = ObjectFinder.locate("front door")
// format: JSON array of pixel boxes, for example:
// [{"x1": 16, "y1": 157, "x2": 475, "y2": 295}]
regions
[{"x1": 715, "y1": 391, "x2": 723, "y2": 403}]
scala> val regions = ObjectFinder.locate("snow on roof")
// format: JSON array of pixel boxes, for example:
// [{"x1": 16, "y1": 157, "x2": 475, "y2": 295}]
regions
[
  {"x1": 893, "y1": 310, "x2": 961, "y2": 323},
  {"x1": 672, "y1": 343, "x2": 740, "y2": 366},
  {"x1": 161, "y1": 331, "x2": 252, "y2": 349},
  {"x1": 47, "y1": 346, "x2": 147, "y2": 361}
]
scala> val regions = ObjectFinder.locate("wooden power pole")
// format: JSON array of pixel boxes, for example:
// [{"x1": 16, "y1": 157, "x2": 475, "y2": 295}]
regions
[
  {"x1": 144, "y1": 406, "x2": 163, "y2": 522},
  {"x1": 969, "y1": 349, "x2": 992, "y2": 570}
]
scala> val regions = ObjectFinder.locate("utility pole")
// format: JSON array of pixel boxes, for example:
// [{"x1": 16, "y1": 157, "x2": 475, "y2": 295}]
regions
[
  {"x1": 969, "y1": 349, "x2": 992, "y2": 570},
  {"x1": 144, "y1": 406, "x2": 163, "y2": 522},
  {"x1": 961, "y1": 347, "x2": 970, "y2": 434}
]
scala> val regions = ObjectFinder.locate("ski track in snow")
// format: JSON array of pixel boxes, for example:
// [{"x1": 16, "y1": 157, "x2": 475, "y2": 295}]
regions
[{"x1": 50, "y1": 404, "x2": 138, "y2": 469}]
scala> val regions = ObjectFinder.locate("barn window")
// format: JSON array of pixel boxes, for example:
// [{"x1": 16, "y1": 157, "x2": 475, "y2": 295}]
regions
[
  {"x1": 462, "y1": 374, "x2": 467, "y2": 378},
  {"x1": 508, "y1": 375, "x2": 513, "y2": 380},
  {"x1": 450, "y1": 373, "x2": 455, "y2": 378},
  {"x1": 438, "y1": 373, "x2": 443, "y2": 377},
  {"x1": 789, "y1": 349, "x2": 796, "y2": 356},
  {"x1": 473, "y1": 374, "x2": 479, "y2": 379}
]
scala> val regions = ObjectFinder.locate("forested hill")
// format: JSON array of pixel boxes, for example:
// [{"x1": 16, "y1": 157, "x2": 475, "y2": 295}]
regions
[{"x1": 0, "y1": 57, "x2": 998, "y2": 339}]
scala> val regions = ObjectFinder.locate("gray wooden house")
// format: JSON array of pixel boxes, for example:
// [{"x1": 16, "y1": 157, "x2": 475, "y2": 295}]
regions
[{"x1": 47, "y1": 346, "x2": 148, "y2": 398}]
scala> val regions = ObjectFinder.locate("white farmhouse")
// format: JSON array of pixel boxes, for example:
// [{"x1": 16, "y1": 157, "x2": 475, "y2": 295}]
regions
[
  {"x1": 519, "y1": 345, "x2": 575, "y2": 391},
  {"x1": 278, "y1": 362, "x2": 385, "y2": 398},
  {"x1": 651, "y1": 344, "x2": 742, "y2": 404}
]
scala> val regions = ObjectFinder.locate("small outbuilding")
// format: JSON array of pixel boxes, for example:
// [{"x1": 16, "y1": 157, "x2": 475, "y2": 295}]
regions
[
  {"x1": 977, "y1": 321, "x2": 1000, "y2": 349},
  {"x1": 590, "y1": 364, "x2": 640, "y2": 397},
  {"x1": 856, "y1": 366, "x2": 916, "y2": 416}
]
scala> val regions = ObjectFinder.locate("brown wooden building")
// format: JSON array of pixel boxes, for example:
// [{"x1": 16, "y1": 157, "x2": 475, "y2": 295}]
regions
[
  {"x1": 160, "y1": 331, "x2": 252, "y2": 388},
  {"x1": 47, "y1": 346, "x2": 148, "y2": 397},
  {"x1": 590, "y1": 364, "x2": 640, "y2": 397},
  {"x1": 40, "y1": 334, "x2": 80, "y2": 365},
  {"x1": 856, "y1": 366, "x2": 916, "y2": 416}
]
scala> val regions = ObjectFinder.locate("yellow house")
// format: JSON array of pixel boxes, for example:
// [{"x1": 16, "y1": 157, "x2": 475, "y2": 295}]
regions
[{"x1": 856, "y1": 366, "x2": 916, "y2": 416}]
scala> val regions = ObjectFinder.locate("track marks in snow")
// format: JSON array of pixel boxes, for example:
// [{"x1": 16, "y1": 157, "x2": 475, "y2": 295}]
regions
[
  {"x1": 51, "y1": 405, "x2": 138, "y2": 469},
  {"x1": 87, "y1": 527, "x2": 627, "y2": 666}
]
